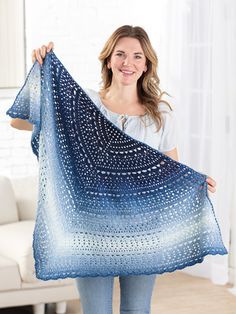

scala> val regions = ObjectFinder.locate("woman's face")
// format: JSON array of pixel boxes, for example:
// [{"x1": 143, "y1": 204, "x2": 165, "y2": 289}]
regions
[{"x1": 107, "y1": 37, "x2": 147, "y2": 87}]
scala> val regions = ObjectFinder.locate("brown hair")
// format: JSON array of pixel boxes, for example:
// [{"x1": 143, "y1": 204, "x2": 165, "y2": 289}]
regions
[{"x1": 98, "y1": 25, "x2": 172, "y2": 131}]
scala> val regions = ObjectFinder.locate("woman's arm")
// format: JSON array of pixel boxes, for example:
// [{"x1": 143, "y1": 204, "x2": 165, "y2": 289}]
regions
[
  {"x1": 163, "y1": 147, "x2": 179, "y2": 161},
  {"x1": 10, "y1": 118, "x2": 33, "y2": 131}
]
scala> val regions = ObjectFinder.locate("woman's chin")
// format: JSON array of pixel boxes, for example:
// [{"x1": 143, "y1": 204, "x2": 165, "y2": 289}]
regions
[{"x1": 120, "y1": 78, "x2": 137, "y2": 86}]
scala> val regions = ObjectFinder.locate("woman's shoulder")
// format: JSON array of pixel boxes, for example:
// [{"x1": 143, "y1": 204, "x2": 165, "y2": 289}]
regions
[
  {"x1": 144, "y1": 101, "x2": 174, "y2": 128},
  {"x1": 157, "y1": 101, "x2": 175, "y2": 124},
  {"x1": 157, "y1": 101, "x2": 174, "y2": 113},
  {"x1": 84, "y1": 88, "x2": 99, "y2": 102}
]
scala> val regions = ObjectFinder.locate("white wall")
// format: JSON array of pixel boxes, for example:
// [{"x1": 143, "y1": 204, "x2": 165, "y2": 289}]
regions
[{"x1": 24, "y1": 0, "x2": 170, "y2": 90}]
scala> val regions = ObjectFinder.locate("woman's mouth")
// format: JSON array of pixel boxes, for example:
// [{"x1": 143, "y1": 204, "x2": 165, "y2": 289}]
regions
[{"x1": 120, "y1": 70, "x2": 134, "y2": 75}]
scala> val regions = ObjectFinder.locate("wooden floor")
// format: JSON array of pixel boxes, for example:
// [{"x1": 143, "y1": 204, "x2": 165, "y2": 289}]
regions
[{"x1": 1, "y1": 271, "x2": 236, "y2": 314}]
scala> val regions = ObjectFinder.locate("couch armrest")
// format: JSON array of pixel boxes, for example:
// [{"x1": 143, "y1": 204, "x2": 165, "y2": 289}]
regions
[
  {"x1": 0, "y1": 176, "x2": 19, "y2": 225},
  {"x1": 11, "y1": 176, "x2": 38, "y2": 221}
]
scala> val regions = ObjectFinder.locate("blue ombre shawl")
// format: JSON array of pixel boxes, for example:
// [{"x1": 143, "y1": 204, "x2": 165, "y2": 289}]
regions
[{"x1": 6, "y1": 52, "x2": 227, "y2": 280}]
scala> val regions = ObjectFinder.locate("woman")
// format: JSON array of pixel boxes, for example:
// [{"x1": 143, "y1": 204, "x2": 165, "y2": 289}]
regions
[{"x1": 10, "y1": 25, "x2": 216, "y2": 314}]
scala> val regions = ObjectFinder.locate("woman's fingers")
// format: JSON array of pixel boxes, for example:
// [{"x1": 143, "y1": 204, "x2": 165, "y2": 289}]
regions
[
  {"x1": 35, "y1": 48, "x2": 43, "y2": 65},
  {"x1": 206, "y1": 176, "x2": 216, "y2": 187},
  {"x1": 206, "y1": 176, "x2": 216, "y2": 193},
  {"x1": 40, "y1": 45, "x2": 47, "y2": 59},
  {"x1": 31, "y1": 42, "x2": 54, "y2": 64},
  {"x1": 31, "y1": 49, "x2": 36, "y2": 63},
  {"x1": 207, "y1": 184, "x2": 216, "y2": 193},
  {"x1": 47, "y1": 41, "x2": 54, "y2": 52}
]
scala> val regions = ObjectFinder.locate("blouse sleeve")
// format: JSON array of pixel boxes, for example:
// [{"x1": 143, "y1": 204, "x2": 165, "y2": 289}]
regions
[{"x1": 158, "y1": 103, "x2": 178, "y2": 152}]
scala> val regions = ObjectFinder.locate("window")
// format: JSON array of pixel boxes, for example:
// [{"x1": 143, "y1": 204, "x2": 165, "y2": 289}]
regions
[{"x1": 0, "y1": 0, "x2": 25, "y2": 88}]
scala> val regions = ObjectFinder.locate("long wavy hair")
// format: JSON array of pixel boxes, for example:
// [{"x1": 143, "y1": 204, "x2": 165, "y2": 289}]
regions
[{"x1": 98, "y1": 25, "x2": 172, "y2": 131}]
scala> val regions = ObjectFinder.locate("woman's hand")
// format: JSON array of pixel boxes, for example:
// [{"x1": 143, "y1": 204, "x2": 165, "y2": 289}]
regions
[
  {"x1": 206, "y1": 176, "x2": 216, "y2": 193},
  {"x1": 31, "y1": 41, "x2": 54, "y2": 64}
]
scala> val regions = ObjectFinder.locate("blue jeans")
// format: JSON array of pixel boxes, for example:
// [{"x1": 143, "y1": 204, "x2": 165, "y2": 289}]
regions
[{"x1": 75, "y1": 274, "x2": 156, "y2": 314}]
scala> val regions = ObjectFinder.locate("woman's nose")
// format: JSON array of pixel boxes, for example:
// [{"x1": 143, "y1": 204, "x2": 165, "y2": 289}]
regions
[{"x1": 123, "y1": 55, "x2": 131, "y2": 66}]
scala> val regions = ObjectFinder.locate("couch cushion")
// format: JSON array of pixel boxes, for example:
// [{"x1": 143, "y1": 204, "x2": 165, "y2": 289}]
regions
[
  {"x1": 21, "y1": 277, "x2": 75, "y2": 289},
  {"x1": 0, "y1": 220, "x2": 38, "y2": 283},
  {"x1": 11, "y1": 175, "x2": 38, "y2": 221},
  {"x1": 0, "y1": 176, "x2": 19, "y2": 225},
  {"x1": 0, "y1": 255, "x2": 21, "y2": 291}
]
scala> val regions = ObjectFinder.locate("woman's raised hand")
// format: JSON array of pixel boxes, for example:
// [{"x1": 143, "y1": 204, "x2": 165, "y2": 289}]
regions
[{"x1": 31, "y1": 42, "x2": 54, "y2": 64}]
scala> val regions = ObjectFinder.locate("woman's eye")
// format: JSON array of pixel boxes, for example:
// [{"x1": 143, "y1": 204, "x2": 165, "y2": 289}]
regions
[
  {"x1": 116, "y1": 53, "x2": 123, "y2": 57},
  {"x1": 135, "y1": 55, "x2": 142, "y2": 59}
]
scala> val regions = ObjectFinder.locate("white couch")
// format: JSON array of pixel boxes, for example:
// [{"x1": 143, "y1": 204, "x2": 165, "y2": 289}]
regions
[{"x1": 0, "y1": 176, "x2": 79, "y2": 314}]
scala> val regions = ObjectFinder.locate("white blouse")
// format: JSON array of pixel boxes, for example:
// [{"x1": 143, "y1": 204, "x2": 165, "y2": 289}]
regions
[{"x1": 85, "y1": 88, "x2": 177, "y2": 153}]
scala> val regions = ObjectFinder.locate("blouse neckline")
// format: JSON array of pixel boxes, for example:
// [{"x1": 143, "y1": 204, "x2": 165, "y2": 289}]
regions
[{"x1": 97, "y1": 94, "x2": 147, "y2": 118}]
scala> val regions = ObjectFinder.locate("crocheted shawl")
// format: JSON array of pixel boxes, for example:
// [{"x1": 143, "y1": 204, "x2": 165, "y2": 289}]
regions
[{"x1": 6, "y1": 52, "x2": 227, "y2": 280}]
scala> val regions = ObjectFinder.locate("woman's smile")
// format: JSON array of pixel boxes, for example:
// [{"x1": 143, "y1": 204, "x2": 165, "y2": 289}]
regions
[{"x1": 120, "y1": 69, "x2": 135, "y2": 76}]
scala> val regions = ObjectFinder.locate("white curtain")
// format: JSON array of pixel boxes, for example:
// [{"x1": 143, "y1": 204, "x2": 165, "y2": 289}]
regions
[
  {"x1": 158, "y1": 0, "x2": 236, "y2": 284},
  {"x1": 214, "y1": 0, "x2": 236, "y2": 292},
  {"x1": 210, "y1": 0, "x2": 235, "y2": 286}
]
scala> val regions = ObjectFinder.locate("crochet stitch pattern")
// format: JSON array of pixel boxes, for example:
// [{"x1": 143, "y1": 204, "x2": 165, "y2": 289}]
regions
[{"x1": 6, "y1": 52, "x2": 227, "y2": 280}]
